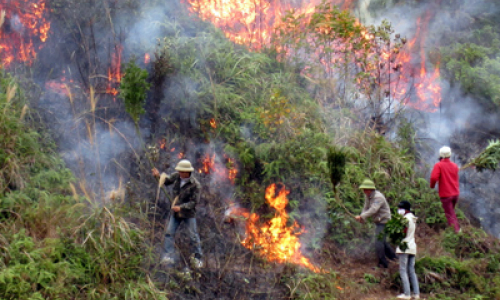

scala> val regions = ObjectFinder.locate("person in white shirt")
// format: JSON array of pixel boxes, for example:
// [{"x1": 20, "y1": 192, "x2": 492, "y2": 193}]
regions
[{"x1": 395, "y1": 201, "x2": 420, "y2": 300}]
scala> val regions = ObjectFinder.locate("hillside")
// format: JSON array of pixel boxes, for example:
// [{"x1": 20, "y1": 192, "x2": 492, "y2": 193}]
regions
[{"x1": 1, "y1": 0, "x2": 500, "y2": 299}]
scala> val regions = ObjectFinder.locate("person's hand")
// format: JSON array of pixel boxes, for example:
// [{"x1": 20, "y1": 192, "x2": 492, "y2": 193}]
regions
[
  {"x1": 172, "y1": 206, "x2": 181, "y2": 212},
  {"x1": 355, "y1": 215, "x2": 363, "y2": 223},
  {"x1": 152, "y1": 168, "x2": 160, "y2": 178}
]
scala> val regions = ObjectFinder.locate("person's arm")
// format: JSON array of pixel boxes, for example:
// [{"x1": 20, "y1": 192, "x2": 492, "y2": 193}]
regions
[
  {"x1": 178, "y1": 182, "x2": 201, "y2": 210},
  {"x1": 360, "y1": 196, "x2": 383, "y2": 220},
  {"x1": 361, "y1": 197, "x2": 369, "y2": 214},
  {"x1": 163, "y1": 172, "x2": 179, "y2": 186},
  {"x1": 430, "y1": 164, "x2": 440, "y2": 189}
]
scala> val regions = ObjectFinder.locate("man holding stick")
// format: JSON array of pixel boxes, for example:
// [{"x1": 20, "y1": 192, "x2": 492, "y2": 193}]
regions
[
  {"x1": 152, "y1": 159, "x2": 203, "y2": 268},
  {"x1": 355, "y1": 179, "x2": 396, "y2": 268}
]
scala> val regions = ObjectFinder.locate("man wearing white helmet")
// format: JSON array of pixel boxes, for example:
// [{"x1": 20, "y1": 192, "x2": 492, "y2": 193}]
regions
[
  {"x1": 430, "y1": 146, "x2": 461, "y2": 233},
  {"x1": 152, "y1": 159, "x2": 203, "y2": 267}
]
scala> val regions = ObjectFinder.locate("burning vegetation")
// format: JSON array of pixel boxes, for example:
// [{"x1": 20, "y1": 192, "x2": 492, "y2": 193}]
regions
[
  {"x1": 184, "y1": 0, "x2": 443, "y2": 112},
  {"x1": 239, "y1": 184, "x2": 320, "y2": 273},
  {"x1": 3, "y1": 0, "x2": 500, "y2": 299},
  {"x1": 0, "y1": 0, "x2": 50, "y2": 66}
]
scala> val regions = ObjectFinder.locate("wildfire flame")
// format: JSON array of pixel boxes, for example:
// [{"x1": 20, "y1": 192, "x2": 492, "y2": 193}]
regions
[
  {"x1": 183, "y1": 0, "x2": 349, "y2": 51},
  {"x1": 406, "y1": 12, "x2": 441, "y2": 111},
  {"x1": 236, "y1": 184, "x2": 320, "y2": 272},
  {"x1": 184, "y1": 0, "x2": 442, "y2": 111},
  {"x1": 106, "y1": 44, "x2": 122, "y2": 96},
  {"x1": 198, "y1": 152, "x2": 237, "y2": 184},
  {"x1": 210, "y1": 118, "x2": 217, "y2": 128},
  {"x1": 0, "y1": 0, "x2": 51, "y2": 66},
  {"x1": 45, "y1": 80, "x2": 69, "y2": 96},
  {"x1": 159, "y1": 138, "x2": 166, "y2": 150}
]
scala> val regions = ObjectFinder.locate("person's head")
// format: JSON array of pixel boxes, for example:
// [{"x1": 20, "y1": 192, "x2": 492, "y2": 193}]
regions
[
  {"x1": 359, "y1": 179, "x2": 376, "y2": 196},
  {"x1": 439, "y1": 146, "x2": 452, "y2": 159},
  {"x1": 175, "y1": 159, "x2": 194, "y2": 178},
  {"x1": 397, "y1": 200, "x2": 411, "y2": 215}
]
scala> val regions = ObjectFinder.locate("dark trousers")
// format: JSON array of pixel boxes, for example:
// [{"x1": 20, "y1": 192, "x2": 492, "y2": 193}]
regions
[
  {"x1": 164, "y1": 216, "x2": 203, "y2": 258},
  {"x1": 375, "y1": 223, "x2": 396, "y2": 267},
  {"x1": 441, "y1": 195, "x2": 460, "y2": 233}
]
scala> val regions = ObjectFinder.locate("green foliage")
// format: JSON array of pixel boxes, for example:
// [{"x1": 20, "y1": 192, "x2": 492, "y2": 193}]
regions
[
  {"x1": 283, "y1": 271, "x2": 344, "y2": 300},
  {"x1": 327, "y1": 146, "x2": 347, "y2": 188},
  {"x1": 463, "y1": 139, "x2": 500, "y2": 171},
  {"x1": 120, "y1": 59, "x2": 151, "y2": 125},
  {"x1": 0, "y1": 74, "x2": 166, "y2": 299},
  {"x1": 381, "y1": 212, "x2": 408, "y2": 252},
  {"x1": 415, "y1": 256, "x2": 484, "y2": 294},
  {"x1": 0, "y1": 231, "x2": 85, "y2": 299},
  {"x1": 363, "y1": 273, "x2": 380, "y2": 284},
  {"x1": 443, "y1": 228, "x2": 493, "y2": 259},
  {"x1": 440, "y1": 25, "x2": 500, "y2": 107}
]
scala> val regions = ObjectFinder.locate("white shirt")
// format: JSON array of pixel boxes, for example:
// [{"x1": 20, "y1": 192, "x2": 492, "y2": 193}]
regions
[
  {"x1": 396, "y1": 213, "x2": 418, "y2": 255},
  {"x1": 180, "y1": 178, "x2": 189, "y2": 188}
]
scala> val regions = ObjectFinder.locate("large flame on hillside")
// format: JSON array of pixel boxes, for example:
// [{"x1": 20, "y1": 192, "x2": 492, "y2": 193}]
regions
[
  {"x1": 235, "y1": 184, "x2": 320, "y2": 272},
  {"x1": 184, "y1": 0, "x2": 442, "y2": 111},
  {"x1": 183, "y1": 0, "x2": 351, "y2": 50},
  {"x1": 0, "y1": 0, "x2": 50, "y2": 66}
]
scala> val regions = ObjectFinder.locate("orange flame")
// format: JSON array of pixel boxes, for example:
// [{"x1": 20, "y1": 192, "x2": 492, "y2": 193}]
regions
[
  {"x1": 45, "y1": 80, "x2": 68, "y2": 96},
  {"x1": 178, "y1": 152, "x2": 184, "y2": 159},
  {"x1": 0, "y1": 0, "x2": 51, "y2": 66},
  {"x1": 241, "y1": 184, "x2": 320, "y2": 272},
  {"x1": 183, "y1": 0, "x2": 348, "y2": 51},
  {"x1": 159, "y1": 138, "x2": 166, "y2": 150},
  {"x1": 199, "y1": 153, "x2": 214, "y2": 174},
  {"x1": 106, "y1": 45, "x2": 123, "y2": 96},
  {"x1": 227, "y1": 157, "x2": 237, "y2": 184},
  {"x1": 210, "y1": 118, "x2": 217, "y2": 128},
  {"x1": 184, "y1": 0, "x2": 442, "y2": 112},
  {"x1": 198, "y1": 152, "x2": 238, "y2": 184},
  {"x1": 411, "y1": 11, "x2": 441, "y2": 111},
  {"x1": 145, "y1": 53, "x2": 150, "y2": 64}
]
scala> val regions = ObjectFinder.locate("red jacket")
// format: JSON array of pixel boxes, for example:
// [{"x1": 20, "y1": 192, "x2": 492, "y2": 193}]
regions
[{"x1": 430, "y1": 158, "x2": 460, "y2": 198}]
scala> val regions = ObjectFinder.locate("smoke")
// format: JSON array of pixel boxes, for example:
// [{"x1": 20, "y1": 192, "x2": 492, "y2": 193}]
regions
[{"x1": 357, "y1": 0, "x2": 500, "y2": 236}]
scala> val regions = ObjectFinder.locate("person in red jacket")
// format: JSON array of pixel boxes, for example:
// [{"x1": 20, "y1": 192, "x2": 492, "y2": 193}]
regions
[{"x1": 430, "y1": 146, "x2": 461, "y2": 233}]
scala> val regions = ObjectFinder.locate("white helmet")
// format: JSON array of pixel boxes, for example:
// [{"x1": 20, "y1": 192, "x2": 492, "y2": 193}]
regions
[
  {"x1": 439, "y1": 146, "x2": 451, "y2": 158},
  {"x1": 175, "y1": 159, "x2": 194, "y2": 172}
]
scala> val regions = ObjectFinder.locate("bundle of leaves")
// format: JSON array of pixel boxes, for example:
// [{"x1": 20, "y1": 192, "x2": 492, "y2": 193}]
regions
[
  {"x1": 380, "y1": 213, "x2": 408, "y2": 252},
  {"x1": 463, "y1": 139, "x2": 500, "y2": 172}
]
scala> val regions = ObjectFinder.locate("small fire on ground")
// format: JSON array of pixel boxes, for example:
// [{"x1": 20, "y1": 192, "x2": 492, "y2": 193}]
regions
[
  {"x1": 199, "y1": 152, "x2": 237, "y2": 184},
  {"x1": 226, "y1": 184, "x2": 320, "y2": 273}
]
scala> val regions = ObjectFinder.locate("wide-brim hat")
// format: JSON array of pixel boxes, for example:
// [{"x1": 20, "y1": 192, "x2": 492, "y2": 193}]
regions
[
  {"x1": 175, "y1": 159, "x2": 194, "y2": 172},
  {"x1": 359, "y1": 179, "x2": 376, "y2": 190}
]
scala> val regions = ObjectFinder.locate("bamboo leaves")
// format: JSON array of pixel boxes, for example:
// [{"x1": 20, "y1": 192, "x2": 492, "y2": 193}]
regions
[{"x1": 463, "y1": 140, "x2": 500, "y2": 172}]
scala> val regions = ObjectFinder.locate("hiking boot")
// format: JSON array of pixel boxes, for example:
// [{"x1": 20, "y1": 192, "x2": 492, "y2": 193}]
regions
[
  {"x1": 396, "y1": 294, "x2": 411, "y2": 299},
  {"x1": 413, "y1": 295, "x2": 420, "y2": 299},
  {"x1": 160, "y1": 254, "x2": 175, "y2": 265},
  {"x1": 191, "y1": 257, "x2": 204, "y2": 269}
]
